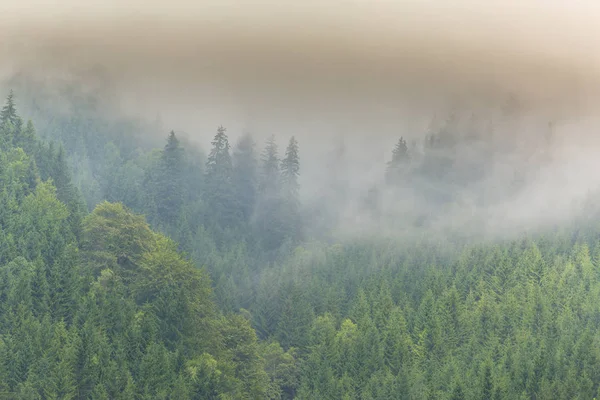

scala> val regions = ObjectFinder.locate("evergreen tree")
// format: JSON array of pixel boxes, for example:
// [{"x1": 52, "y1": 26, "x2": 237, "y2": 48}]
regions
[
  {"x1": 13, "y1": 120, "x2": 37, "y2": 155},
  {"x1": 0, "y1": 91, "x2": 18, "y2": 126},
  {"x1": 280, "y1": 136, "x2": 301, "y2": 242},
  {"x1": 156, "y1": 131, "x2": 185, "y2": 224},
  {"x1": 206, "y1": 126, "x2": 232, "y2": 183},
  {"x1": 99, "y1": 141, "x2": 123, "y2": 204},
  {"x1": 385, "y1": 136, "x2": 410, "y2": 185},
  {"x1": 276, "y1": 284, "x2": 313, "y2": 350},
  {"x1": 259, "y1": 135, "x2": 280, "y2": 197},
  {"x1": 232, "y1": 133, "x2": 258, "y2": 223},
  {"x1": 51, "y1": 144, "x2": 85, "y2": 237},
  {"x1": 255, "y1": 136, "x2": 287, "y2": 251},
  {"x1": 281, "y1": 136, "x2": 300, "y2": 201},
  {"x1": 481, "y1": 363, "x2": 494, "y2": 400},
  {"x1": 450, "y1": 381, "x2": 465, "y2": 400},
  {"x1": 205, "y1": 126, "x2": 237, "y2": 231},
  {"x1": 52, "y1": 145, "x2": 77, "y2": 205}
]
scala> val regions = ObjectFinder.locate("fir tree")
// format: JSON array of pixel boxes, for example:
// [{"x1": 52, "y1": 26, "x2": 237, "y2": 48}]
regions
[
  {"x1": 255, "y1": 136, "x2": 288, "y2": 251},
  {"x1": 259, "y1": 135, "x2": 280, "y2": 196},
  {"x1": 51, "y1": 144, "x2": 85, "y2": 237},
  {"x1": 281, "y1": 136, "x2": 300, "y2": 200},
  {"x1": 0, "y1": 91, "x2": 18, "y2": 126},
  {"x1": 450, "y1": 381, "x2": 465, "y2": 400},
  {"x1": 205, "y1": 126, "x2": 237, "y2": 231},
  {"x1": 156, "y1": 131, "x2": 185, "y2": 224},
  {"x1": 385, "y1": 136, "x2": 410, "y2": 185},
  {"x1": 232, "y1": 134, "x2": 258, "y2": 222},
  {"x1": 280, "y1": 136, "x2": 301, "y2": 241},
  {"x1": 206, "y1": 126, "x2": 232, "y2": 182},
  {"x1": 15, "y1": 120, "x2": 38, "y2": 156},
  {"x1": 481, "y1": 363, "x2": 493, "y2": 400}
]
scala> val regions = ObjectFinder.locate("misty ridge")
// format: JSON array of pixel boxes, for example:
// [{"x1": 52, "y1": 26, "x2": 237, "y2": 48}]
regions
[
  {"x1": 3, "y1": 0, "x2": 600, "y2": 250},
  {"x1": 4, "y1": 0, "x2": 600, "y2": 247},
  {"x1": 4, "y1": 66, "x2": 600, "y2": 248}
]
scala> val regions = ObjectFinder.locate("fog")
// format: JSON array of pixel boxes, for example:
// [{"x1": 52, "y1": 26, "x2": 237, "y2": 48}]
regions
[{"x1": 2, "y1": 0, "x2": 600, "y2": 241}]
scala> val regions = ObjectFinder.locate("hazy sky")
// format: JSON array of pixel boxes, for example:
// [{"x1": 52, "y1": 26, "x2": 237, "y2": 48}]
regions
[
  {"x1": 2, "y1": 1, "x2": 600, "y2": 156},
  {"x1": 2, "y1": 1, "x2": 600, "y2": 238},
  {"x1": 3, "y1": 0, "x2": 600, "y2": 130}
]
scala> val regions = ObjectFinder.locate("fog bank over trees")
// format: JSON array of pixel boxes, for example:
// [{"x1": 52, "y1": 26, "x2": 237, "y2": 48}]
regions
[{"x1": 3, "y1": 2, "x2": 600, "y2": 398}]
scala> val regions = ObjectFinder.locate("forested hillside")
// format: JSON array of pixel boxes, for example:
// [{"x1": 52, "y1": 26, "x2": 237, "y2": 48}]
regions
[{"x1": 2, "y1": 86, "x2": 600, "y2": 399}]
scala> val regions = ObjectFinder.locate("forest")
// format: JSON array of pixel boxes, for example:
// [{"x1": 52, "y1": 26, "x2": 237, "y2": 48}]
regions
[{"x1": 1, "y1": 79, "x2": 600, "y2": 400}]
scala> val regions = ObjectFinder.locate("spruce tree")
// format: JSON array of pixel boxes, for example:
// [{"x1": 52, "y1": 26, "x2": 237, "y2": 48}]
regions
[
  {"x1": 255, "y1": 136, "x2": 288, "y2": 251},
  {"x1": 51, "y1": 145, "x2": 85, "y2": 237},
  {"x1": 156, "y1": 131, "x2": 185, "y2": 224},
  {"x1": 205, "y1": 126, "x2": 237, "y2": 230},
  {"x1": 281, "y1": 136, "x2": 300, "y2": 201},
  {"x1": 206, "y1": 126, "x2": 232, "y2": 179},
  {"x1": 0, "y1": 91, "x2": 20, "y2": 151},
  {"x1": 260, "y1": 135, "x2": 280, "y2": 196},
  {"x1": 385, "y1": 137, "x2": 410, "y2": 185},
  {"x1": 450, "y1": 381, "x2": 465, "y2": 400},
  {"x1": 481, "y1": 363, "x2": 493, "y2": 400},
  {"x1": 276, "y1": 284, "x2": 313, "y2": 350},
  {"x1": 52, "y1": 145, "x2": 76, "y2": 206},
  {"x1": 280, "y1": 136, "x2": 301, "y2": 242},
  {"x1": 232, "y1": 134, "x2": 258, "y2": 223},
  {"x1": 0, "y1": 91, "x2": 18, "y2": 126},
  {"x1": 15, "y1": 120, "x2": 37, "y2": 156}
]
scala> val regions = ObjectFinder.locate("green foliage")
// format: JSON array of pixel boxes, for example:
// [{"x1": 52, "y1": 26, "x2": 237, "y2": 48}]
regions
[
  {"x1": 155, "y1": 131, "x2": 185, "y2": 224},
  {"x1": 0, "y1": 98, "x2": 275, "y2": 398},
  {"x1": 1, "y1": 90, "x2": 18, "y2": 126},
  {"x1": 5, "y1": 86, "x2": 600, "y2": 399},
  {"x1": 205, "y1": 125, "x2": 238, "y2": 233}
]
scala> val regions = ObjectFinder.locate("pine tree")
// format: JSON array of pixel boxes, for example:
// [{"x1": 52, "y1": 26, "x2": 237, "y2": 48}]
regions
[
  {"x1": 450, "y1": 381, "x2": 465, "y2": 400},
  {"x1": 138, "y1": 342, "x2": 174, "y2": 399},
  {"x1": 281, "y1": 136, "x2": 300, "y2": 200},
  {"x1": 52, "y1": 145, "x2": 76, "y2": 206},
  {"x1": 100, "y1": 142, "x2": 123, "y2": 203},
  {"x1": 0, "y1": 91, "x2": 20, "y2": 151},
  {"x1": 232, "y1": 134, "x2": 258, "y2": 223},
  {"x1": 205, "y1": 126, "x2": 238, "y2": 231},
  {"x1": 280, "y1": 136, "x2": 301, "y2": 242},
  {"x1": 48, "y1": 245, "x2": 80, "y2": 324},
  {"x1": 481, "y1": 363, "x2": 493, "y2": 400},
  {"x1": 276, "y1": 284, "x2": 313, "y2": 350},
  {"x1": 385, "y1": 137, "x2": 410, "y2": 185},
  {"x1": 383, "y1": 307, "x2": 411, "y2": 375},
  {"x1": 206, "y1": 126, "x2": 232, "y2": 183},
  {"x1": 156, "y1": 131, "x2": 185, "y2": 224},
  {"x1": 90, "y1": 383, "x2": 110, "y2": 400},
  {"x1": 118, "y1": 372, "x2": 136, "y2": 400},
  {"x1": 20, "y1": 120, "x2": 37, "y2": 154},
  {"x1": 51, "y1": 144, "x2": 84, "y2": 238},
  {"x1": 0, "y1": 338, "x2": 10, "y2": 397},
  {"x1": 44, "y1": 321, "x2": 77, "y2": 400},
  {"x1": 255, "y1": 136, "x2": 287, "y2": 251},
  {"x1": 260, "y1": 135, "x2": 280, "y2": 197},
  {"x1": 0, "y1": 91, "x2": 18, "y2": 126}
]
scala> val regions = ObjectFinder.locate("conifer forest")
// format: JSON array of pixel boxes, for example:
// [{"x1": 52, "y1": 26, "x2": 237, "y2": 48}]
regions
[
  {"x1": 0, "y1": 75, "x2": 597, "y2": 400},
  {"x1": 3, "y1": 2, "x2": 600, "y2": 397}
]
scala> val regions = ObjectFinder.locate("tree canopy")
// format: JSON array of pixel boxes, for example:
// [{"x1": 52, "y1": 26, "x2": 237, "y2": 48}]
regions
[{"x1": 0, "y1": 86, "x2": 599, "y2": 399}]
